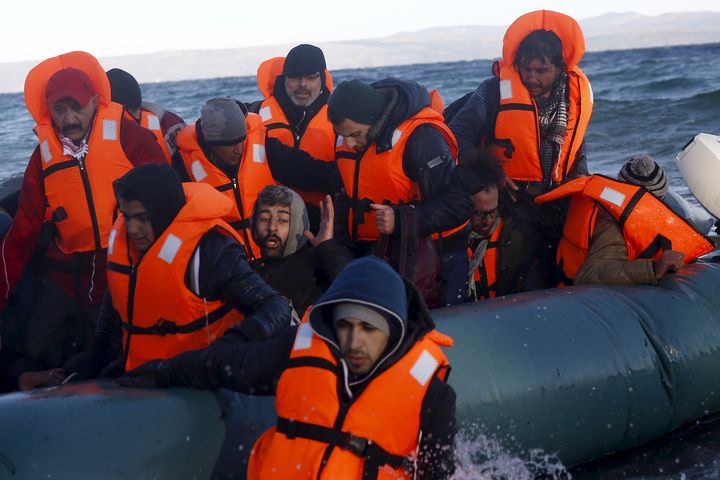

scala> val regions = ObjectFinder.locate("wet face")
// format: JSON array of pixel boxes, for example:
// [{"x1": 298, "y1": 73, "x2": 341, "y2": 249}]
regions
[
  {"x1": 119, "y1": 198, "x2": 155, "y2": 254},
  {"x1": 209, "y1": 141, "x2": 245, "y2": 167},
  {"x1": 471, "y1": 186, "x2": 499, "y2": 236},
  {"x1": 255, "y1": 203, "x2": 291, "y2": 258},
  {"x1": 334, "y1": 118, "x2": 372, "y2": 153},
  {"x1": 49, "y1": 95, "x2": 98, "y2": 143},
  {"x1": 518, "y1": 56, "x2": 560, "y2": 100},
  {"x1": 284, "y1": 72, "x2": 322, "y2": 107},
  {"x1": 335, "y1": 317, "x2": 389, "y2": 376}
]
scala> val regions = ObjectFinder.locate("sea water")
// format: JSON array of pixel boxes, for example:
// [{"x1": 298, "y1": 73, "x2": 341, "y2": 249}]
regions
[{"x1": 0, "y1": 42, "x2": 719, "y2": 478}]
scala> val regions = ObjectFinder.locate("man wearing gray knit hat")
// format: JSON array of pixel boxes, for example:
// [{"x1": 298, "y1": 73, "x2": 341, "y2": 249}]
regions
[{"x1": 618, "y1": 154, "x2": 714, "y2": 233}]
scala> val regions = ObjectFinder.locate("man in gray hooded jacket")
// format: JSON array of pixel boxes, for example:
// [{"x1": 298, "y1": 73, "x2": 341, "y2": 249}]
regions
[{"x1": 251, "y1": 185, "x2": 353, "y2": 315}]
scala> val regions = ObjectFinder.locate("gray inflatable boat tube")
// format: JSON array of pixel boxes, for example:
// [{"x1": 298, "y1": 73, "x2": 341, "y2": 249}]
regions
[{"x1": 1, "y1": 262, "x2": 719, "y2": 478}]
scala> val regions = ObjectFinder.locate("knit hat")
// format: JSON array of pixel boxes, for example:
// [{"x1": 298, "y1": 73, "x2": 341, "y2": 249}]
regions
[
  {"x1": 327, "y1": 80, "x2": 387, "y2": 125},
  {"x1": 618, "y1": 154, "x2": 669, "y2": 199},
  {"x1": 200, "y1": 97, "x2": 247, "y2": 145},
  {"x1": 333, "y1": 303, "x2": 391, "y2": 336},
  {"x1": 283, "y1": 44, "x2": 326, "y2": 77},
  {"x1": 45, "y1": 68, "x2": 95, "y2": 106},
  {"x1": 106, "y1": 68, "x2": 142, "y2": 108}
]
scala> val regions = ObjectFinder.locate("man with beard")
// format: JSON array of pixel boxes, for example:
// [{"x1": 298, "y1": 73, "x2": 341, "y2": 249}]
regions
[
  {"x1": 75, "y1": 164, "x2": 291, "y2": 378},
  {"x1": 252, "y1": 44, "x2": 339, "y2": 229},
  {"x1": 0, "y1": 51, "x2": 166, "y2": 389},
  {"x1": 251, "y1": 185, "x2": 353, "y2": 315},
  {"x1": 120, "y1": 256, "x2": 457, "y2": 479}
]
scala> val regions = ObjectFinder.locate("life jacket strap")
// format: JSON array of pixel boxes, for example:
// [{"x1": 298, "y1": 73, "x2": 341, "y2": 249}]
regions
[
  {"x1": 121, "y1": 303, "x2": 233, "y2": 335},
  {"x1": 276, "y1": 416, "x2": 413, "y2": 480}
]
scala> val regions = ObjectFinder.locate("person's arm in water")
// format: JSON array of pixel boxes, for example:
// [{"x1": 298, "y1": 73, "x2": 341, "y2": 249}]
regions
[{"x1": 195, "y1": 230, "x2": 292, "y2": 341}]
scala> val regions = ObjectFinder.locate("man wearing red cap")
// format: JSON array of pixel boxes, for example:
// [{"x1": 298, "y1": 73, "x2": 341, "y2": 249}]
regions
[{"x1": 0, "y1": 52, "x2": 165, "y2": 389}]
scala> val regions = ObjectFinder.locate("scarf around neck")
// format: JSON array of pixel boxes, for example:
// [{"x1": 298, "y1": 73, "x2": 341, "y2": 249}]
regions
[{"x1": 467, "y1": 216, "x2": 502, "y2": 301}]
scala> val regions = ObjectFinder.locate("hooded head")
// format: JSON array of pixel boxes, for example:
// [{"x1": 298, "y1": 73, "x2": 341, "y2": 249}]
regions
[
  {"x1": 251, "y1": 185, "x2": 309, "y2": 258},
  {"x1": 327, "y1": 79, "x2": 389, "y2": 152},
  {"x1": 113, "y1": 164, "x2": 185, "y2": 253},
  {"x1": 618, "y1": 154, "x2": 669, "y2": 199},
  {"x1": 106, "y1": 68, "x2": 142, "y2": 109},
  {"x1": 308, "y1": 256, "x2": 408, "y2": 383}
]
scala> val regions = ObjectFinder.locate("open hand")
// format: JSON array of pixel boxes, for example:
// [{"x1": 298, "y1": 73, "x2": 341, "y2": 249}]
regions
[{"x1": 304, "y1": 195, "x2": 335, "y2": 246}]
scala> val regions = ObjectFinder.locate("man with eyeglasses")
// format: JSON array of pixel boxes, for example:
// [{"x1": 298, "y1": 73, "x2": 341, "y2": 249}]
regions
[
  {"x1": 252, "y1": 44, "x2": 338, "y2": 230},
  {"x1": 448, "y1": 11, "x2": 593, "y2": 288},
  {"x1": 457, "y1": 152, "x2": 538, "y2": 301}
]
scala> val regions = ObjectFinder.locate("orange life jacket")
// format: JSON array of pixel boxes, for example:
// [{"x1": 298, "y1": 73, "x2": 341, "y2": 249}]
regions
[
  {"x1": 491, "y1": 10, "x2": 593, "y2": 184},
  {"x1": 256, "y1": 56, "x2": 336, "y2": 206},
  {"x1": 122, "y1": 106, "x2": 181, "y2": 164},
  {"x1": 247, "y1": 316, "x2": 453, "y2": 479},
  {"x1": 106, "y1": 183, "x2": 245, "y2": 371},
  {"x1": 176, "y1": 113, "x2": 276, "y2": 261},
  {"x1": 468, "y1": 219, "x2": 504, "y2": 299},
  {"x1": 25, "y1": 51, "x2": 132, "y2": 254},
  {"x1": 536, "y1": 175, "x2": 715, "y2": 283},
  {"x1": 335, "y1": 107, "x2": 462, "y2": 241}
]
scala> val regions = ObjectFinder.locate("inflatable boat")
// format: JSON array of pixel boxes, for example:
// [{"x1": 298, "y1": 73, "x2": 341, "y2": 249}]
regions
[{"x1": 1, "y1": 259, "x2": 720, "y2": 478}]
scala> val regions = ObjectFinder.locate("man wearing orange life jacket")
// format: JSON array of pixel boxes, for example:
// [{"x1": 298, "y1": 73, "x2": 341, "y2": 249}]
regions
[
  {"x1": 106, "y1": 68, "x2": 186, "y2": 168},
  {"x1": 449, "y1": 10, "x2": 592, "y2": 196},
  {"x1": 175, "y1": 97, "x2": 278, "y2": 261},
  {"x1": 266, "y1": 78, "x2": 473, "y2": 305},
  {"x1": 252, "y1": 44, "x2": 337, "y2": 229},
  {"x1": 456, "y1": 152, "x2": 538, "y2": 301},
  {"x1": 77, "y1": 164, "x2": 290, "y2": 377},
  {"x1": 120, "y1": 256, "x2": 457, "y2": 479},
  {"x1": 0, "y1": 52, "x2": 166, "y2": 381},
  {"x1": 535, "y1": 174, "x2": 715, "y2": 286},
  {"x1": 448, "y1": 11, "x2": 594, "y2": 287}
]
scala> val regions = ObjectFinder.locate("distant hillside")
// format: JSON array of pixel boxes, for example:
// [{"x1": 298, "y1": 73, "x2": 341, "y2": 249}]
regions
[{"x1": 1, "y1": 11, "x2": 719, "y2": 94}]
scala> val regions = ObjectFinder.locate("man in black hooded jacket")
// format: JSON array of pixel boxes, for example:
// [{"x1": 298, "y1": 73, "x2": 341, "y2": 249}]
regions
[
  {"x1": 120, "y1": 256, "x2": 456, "y2": 479},
  {"x1": 73, "y1": 164, "x2": 291, "y2": 378}
]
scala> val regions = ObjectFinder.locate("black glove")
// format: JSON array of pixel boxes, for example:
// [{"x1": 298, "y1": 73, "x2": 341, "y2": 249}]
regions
[{"x1": 116, "y1": 359, "x2": 166, "y2": 388}]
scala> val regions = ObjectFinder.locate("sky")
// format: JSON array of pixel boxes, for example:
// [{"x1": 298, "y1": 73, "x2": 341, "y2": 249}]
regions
[{"x1": 2, "y1": 0, "x2": 719, "y2": 64}]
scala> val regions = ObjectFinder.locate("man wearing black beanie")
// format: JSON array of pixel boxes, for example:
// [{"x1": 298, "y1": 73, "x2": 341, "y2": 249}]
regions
[
  {"x1": 267, "y1": 76, "x2": 475, "y2": 306},
  {"x1": 252, "y1": 44, "x2": 337, "y2": 230},
  {"x1": 74, "y1": 163, "x2": 291, "y2": 378},
  {"x1": 106, "y1": 68, "x2": 186, "y2": 165}
]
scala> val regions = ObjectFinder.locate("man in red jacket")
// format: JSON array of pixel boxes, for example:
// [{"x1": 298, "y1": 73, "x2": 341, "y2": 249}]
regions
[{"x1": 0, "y1": 51, "x2": 165, "y2": 387}]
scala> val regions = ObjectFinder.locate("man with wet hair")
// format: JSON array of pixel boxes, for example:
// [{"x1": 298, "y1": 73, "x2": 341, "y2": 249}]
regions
[
  {"x1": 121, "y1": 256, "x2": 457, "y2": 479},
  {"x1": 251, "y1": 185, "x2": 352, "y2": 314},
  {"x1": 448, "y1": 11, "x2": 594, "y2": 288},
  {"x1": 448, "y1": 11, "x2": 593, "y2": 195},
  {"x1": 0, "y1": 52, "x2": 166, "y2": 389},
  {"x1": 455, "y1": 151, "x2": 538, "y2": 301}
]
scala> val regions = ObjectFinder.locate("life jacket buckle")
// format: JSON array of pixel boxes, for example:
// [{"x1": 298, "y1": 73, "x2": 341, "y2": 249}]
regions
[
  {"x1": 154, "y1": 318, "x2": 178, "y2": 335},
  {"x1": 344, "y1": 433, "x2": 370, "y2": 457}
]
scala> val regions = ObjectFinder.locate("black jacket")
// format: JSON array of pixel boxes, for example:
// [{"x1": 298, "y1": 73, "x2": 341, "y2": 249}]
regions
[
  {"x1": 251, "y1": 239, "x2": 353, "y2": 316},
  {"x1": 85, "y1": 229, "x2": 291, "y2": 377},
  {"x1": 266, "y1": 78, "x2": 473, "y2": 241},
  {"x1": 121, "y1": 257, "x2": 456, "y2": 479}
]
